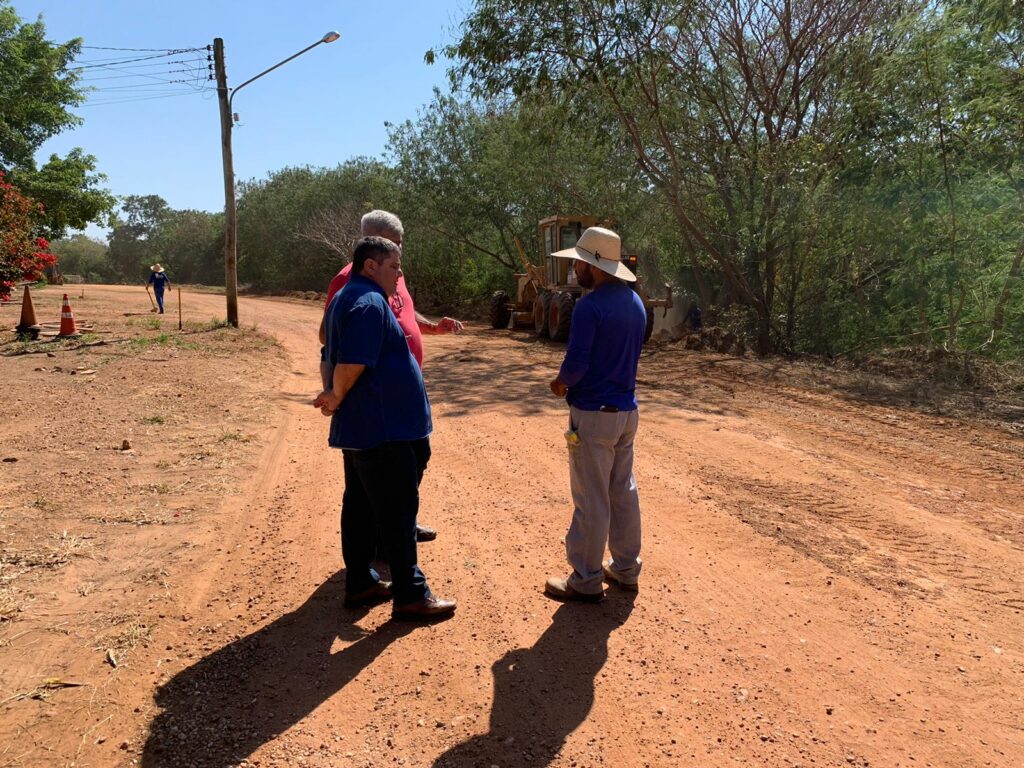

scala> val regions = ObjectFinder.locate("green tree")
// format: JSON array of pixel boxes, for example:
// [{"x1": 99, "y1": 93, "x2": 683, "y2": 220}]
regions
[
  {"x1": 386, "y1": 90, "x2": 675, "y2": 308},
  {"x1": 106, "y1": 195, "x2": 171, "y2": 282},
  {"x1": 49, "y1": 233, "x2": 111, "y2": 283},
  {"x1": 236, "y1": 160, "x2": 399, "y2": 291},
  {"x1": 447, "y1": 0, "x2": 902, "y2": 353},
  {"x1": 0, "y1": 1, "x2": 82, "y2": 167},
  {"x1": 151, "y1": 209, "x2": 222, "y2": 285},
  {"x1": 9, "y1": 149, "x2": 116, "y2": 239},
  {"x1": 0, "y1": 2, "x2": 114, "y2": 237}
]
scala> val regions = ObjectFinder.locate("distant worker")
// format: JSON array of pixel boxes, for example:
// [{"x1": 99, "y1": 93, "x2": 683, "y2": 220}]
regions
[
  {"x1": 148, "y1": 264, "x2": 171, "y2": 314},
  {"x1": 314, "y1": 236, "x2": 456, "y2": 621},
  {"x1": 318, "y1": 211, "x2": 463, "y2": 546},
  {"x1": 546, "y1": 226, "x2": 646, "y2": 602},
  {"x1": 685, "y1": 301, "x2": 702, "y2": 331}
]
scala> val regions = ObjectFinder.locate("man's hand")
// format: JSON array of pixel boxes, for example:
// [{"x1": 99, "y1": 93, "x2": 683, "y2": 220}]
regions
[
  {"x1": 313, "y1": 389, "x2": 340, "y2": 416},
  {"x1": 550, "y1": 378, "x2": 568, "y2": 397},
  {"x1": 437, "y1": 317, "x2": 464, "y2": 334}
]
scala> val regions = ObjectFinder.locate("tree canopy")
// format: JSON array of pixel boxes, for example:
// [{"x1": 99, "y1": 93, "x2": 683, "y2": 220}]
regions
[
  {"x1": 48, "y1": 0, "x2": 1022, "y2": 359},
  {"x1": 0, "y1": 1, "x2": 114, "y2": 239}
]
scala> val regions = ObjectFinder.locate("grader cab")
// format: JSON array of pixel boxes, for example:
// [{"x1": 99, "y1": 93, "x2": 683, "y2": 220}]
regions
[{"x1": 488, "y1": 215, "x2": 672, "y2": 343}]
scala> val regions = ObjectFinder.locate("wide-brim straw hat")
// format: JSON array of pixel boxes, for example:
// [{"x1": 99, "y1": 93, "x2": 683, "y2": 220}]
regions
[
  {"x1": 550, "y1": 226, "x2": 636, "y2": 282},
  {"x1": 151, "y1": 264, "x2": 164, "y2": 273}
]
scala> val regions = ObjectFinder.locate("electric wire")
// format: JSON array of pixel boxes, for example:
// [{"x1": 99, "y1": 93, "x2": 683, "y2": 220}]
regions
[
  {"x1": 69, "y1": 44, "x2": 214, "y2": 106},
  {"x1": 78, "y1": 90, "x2": 217, "y2": 107},
  {"x1": 80, "y1": 45, "x2": 201, "y2": 51}
]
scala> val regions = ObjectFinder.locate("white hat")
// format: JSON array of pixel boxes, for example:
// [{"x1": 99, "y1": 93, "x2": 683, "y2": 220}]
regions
[
  {"x1": 150, "y1": 264, "x2": 164, "y2": 273},
  {"x1": 550, "y1": 226, "x2": 636, "y2": 282}
]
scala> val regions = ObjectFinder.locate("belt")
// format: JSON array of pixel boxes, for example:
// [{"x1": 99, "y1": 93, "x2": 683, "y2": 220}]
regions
[{"x1": 599, "y1": 405, "x2": 619, "y2": 413}]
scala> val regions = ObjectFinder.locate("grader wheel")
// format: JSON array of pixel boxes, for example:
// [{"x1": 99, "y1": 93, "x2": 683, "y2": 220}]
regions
[
  {"x1": 489, "y1": 290, "x2": 511, "y2": 329},
  {"x1": 644, "y1": 306, "x2": 655, "y2": 344},
  {"x1": 549, "y1": 291, "x2": 575, "y2": 342},
  {"x1": 534, "y1": 291, "x2": 552, "y2": 337}
]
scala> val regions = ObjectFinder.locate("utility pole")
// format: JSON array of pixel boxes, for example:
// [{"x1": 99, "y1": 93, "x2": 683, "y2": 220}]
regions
[{"x1": 213, "y1": 38, "x2": 239, "y2": 327}]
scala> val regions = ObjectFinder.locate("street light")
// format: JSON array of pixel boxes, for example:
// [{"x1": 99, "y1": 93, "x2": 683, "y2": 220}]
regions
[{"x1": 213, "y1": 31, "x2": 340, "y2": 327}]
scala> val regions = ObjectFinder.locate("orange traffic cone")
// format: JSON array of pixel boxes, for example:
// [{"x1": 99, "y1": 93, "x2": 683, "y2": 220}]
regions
[
  {"x1": 15, "y1": 285, "x2": 40, "y2": 338},
  {"x1": 57, "y1": 293, "x2": 80, "y2": 338}
]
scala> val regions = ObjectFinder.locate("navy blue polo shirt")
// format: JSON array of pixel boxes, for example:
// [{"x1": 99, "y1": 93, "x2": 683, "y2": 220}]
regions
[
  {"x1": 559, "y1": 280, "x2": 646, "y2": 411},
  {"x1": 324, "y1": 274, "x2": 432, "y2": 450}
]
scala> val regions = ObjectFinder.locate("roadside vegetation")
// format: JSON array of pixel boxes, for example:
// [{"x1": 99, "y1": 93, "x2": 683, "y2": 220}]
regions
[{"x1": 7, "y1": 0, "x2": 1022, "y2": 361}]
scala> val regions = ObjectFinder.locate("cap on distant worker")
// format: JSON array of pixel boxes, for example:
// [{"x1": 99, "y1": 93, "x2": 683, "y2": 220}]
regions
[{"x1": 550, "y1": 226, "x2": 636, "y2": 282}]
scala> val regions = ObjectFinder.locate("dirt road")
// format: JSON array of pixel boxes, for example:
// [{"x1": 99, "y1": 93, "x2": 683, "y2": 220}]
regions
[{"x1": 1, "y1": 285, "x2": 1021, "y2": 767}]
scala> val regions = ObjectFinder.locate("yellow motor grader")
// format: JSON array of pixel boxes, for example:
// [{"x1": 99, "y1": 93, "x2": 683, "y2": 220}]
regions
[{"x1": 488, "y1": 215, "x2": 672, "y2": 343}]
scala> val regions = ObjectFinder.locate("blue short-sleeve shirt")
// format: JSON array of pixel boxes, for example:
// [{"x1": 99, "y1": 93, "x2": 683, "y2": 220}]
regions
[
  {"x1": 324, "y1": 274, "x2": 432, "y2": 450},
  {"x1": 558, "y1": 281, "x2": 646, "y2": 411}
]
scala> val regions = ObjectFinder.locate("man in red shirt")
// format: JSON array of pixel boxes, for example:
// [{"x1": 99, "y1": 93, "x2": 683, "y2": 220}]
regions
[{"x1": 319, "y1": 210, "x2": 463, "y2": 544}]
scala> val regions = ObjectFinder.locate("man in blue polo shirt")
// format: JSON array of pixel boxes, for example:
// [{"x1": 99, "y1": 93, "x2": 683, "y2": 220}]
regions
[
  {"x1": 314, "y1": 236, "x2": 456, "y2": 621},
  {"x1": 546, "y1": 226, "x2": 646, "y2": 603}
]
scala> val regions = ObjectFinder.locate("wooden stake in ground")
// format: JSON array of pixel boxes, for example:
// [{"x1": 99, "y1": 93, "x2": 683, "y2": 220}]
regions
[{"x1": 178, "y1": 288, "x2": 182, "y2": 331}]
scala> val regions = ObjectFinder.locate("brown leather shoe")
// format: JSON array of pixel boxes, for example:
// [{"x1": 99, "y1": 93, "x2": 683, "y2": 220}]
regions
[
  {"x1": 544, "y1": 576, "x2": 604, "y2": 603},
  {"x1": 343, "y1": 580, "x2": 392, "y2": 609},
  {"x1": 392, "y1": 595, "x2": 457, "y2": 621}
]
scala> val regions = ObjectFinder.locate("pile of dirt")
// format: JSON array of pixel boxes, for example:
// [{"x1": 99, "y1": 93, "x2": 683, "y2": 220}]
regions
[
  {"x1": 841, "y1": 346, "x2": 1024, "y2": 395},
  {"x1": 650, "y1": 324, "x2": 747, "y2": 355}
]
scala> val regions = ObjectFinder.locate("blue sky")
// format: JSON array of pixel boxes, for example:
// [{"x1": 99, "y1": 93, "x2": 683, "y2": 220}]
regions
[{"x1": 14, "y1": 1, "x2": 470, "y2": 231}]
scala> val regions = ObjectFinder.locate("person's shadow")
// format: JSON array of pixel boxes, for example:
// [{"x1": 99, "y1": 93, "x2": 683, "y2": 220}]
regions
[
  {"x1": 434, "y1": 593, "x2": 636, "y2": 767},
  {"x1": 141, "y1": 571, "x2": 415, "y2": 767}
]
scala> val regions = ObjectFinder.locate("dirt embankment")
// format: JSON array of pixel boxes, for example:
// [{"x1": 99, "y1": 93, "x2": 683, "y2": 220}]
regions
[{"x1": 1, "y1": 285, "x2": 1021, "y2": 768}]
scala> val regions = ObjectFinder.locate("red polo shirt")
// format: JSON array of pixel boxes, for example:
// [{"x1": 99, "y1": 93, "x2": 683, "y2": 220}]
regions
[{"x1": 325, "y1": 263, "x2": 423, "y2": 367}]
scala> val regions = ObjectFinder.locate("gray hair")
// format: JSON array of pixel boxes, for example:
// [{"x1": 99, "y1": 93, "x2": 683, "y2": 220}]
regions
[{"x1": 360, "y1": 210, "x2": 404, "y2": 241}]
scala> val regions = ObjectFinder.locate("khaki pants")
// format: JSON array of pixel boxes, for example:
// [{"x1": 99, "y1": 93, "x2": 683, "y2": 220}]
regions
[{"x1": 565, "y1": 406, "x2": 642, "y2": 594}]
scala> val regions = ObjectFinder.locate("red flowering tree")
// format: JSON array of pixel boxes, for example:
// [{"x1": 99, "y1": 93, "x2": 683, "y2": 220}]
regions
[{"x1": 0, "y1": 170, "x2": 55, "y2": 301}]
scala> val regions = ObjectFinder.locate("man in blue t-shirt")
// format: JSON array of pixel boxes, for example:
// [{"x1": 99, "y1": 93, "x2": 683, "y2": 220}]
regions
[
  {"x1": 147, "y1": 264, "x2": 171, "y2": 313},
  {"x1": 314, "y1": 237, "x2": 456, "y2": 622},
  {"x1": 546, "y1": 226, "x2": 646, "y2": 603}
]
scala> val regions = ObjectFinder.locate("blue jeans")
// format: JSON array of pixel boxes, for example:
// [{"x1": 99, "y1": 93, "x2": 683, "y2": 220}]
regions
[
  {"x1": 154, "y1": 288, "x2": 165, "y2": 313},
  {"x1": 342, "y1": 438, "x2": 431, "y2": 605}
]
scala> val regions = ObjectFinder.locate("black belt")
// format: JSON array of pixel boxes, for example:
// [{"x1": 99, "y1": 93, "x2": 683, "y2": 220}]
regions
[{"x1": 599, "y1": 405, "x2": 619, "y2": 413}]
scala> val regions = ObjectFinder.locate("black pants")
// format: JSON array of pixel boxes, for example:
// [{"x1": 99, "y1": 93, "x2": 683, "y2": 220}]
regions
[{"x1": 341, "y1": 438, "x2": 431, "y2": 605}]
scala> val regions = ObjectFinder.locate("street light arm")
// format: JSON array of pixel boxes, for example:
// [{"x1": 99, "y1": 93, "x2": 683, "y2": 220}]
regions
[
  {"x1": 215, "y1": 30, "x2": 338, "y2": 327},
  {"x1": 229, "y1": 39, "x2": 325, "y2": 113}
]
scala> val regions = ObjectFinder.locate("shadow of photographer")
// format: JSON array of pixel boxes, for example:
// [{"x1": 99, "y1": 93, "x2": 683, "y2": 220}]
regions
[
  {"x1": 141, "y1": 571, "x2": 415, "y2": 767},
  {"x1": 434, "y1": 592, "x2": 636, "y2": 767}
]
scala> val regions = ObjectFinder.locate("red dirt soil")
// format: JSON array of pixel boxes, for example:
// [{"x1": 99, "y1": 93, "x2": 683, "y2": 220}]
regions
[{"x1": 0, "y1": 284, "x2": 1021, "y2": 768}]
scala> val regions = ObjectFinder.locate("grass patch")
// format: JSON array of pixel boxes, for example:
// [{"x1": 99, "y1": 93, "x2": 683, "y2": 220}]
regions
[
  {"x1": 76, "y1": 582, "x2": 96, "y2": 597},
  {"x1": 128, "y1": 333, "x2": 198, "y2": 352},
  {"x1": 141, "y1": 415, "x2": 165, "y2": 425},
  {"x1": 145, "y1": 317, "x2": 162, "y2": 330},
  {"x1": 134, "y1": 482, "x2": 171, "y2": 495},
  {"x1": 0, "y1": 578, "x2": 18, "y2": 622},
  {"x1": 85, "y1": 511, "x2": 160, "y2": 526},
  {"x1": 0, "y1": 530, "x2": 90, "y2": 570},
  {"x1": 97, "y1": 615, "x2": 151, "y2": 656},
  {"x1": 135, "y1": 568, "x2": 170, "y2": 589},
  {"x1": 30, "y1": 497, "x2": 59, "y2": 512},
  {"x1": 217, "y1": 429, "x2": 252, "y2": 443}
]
